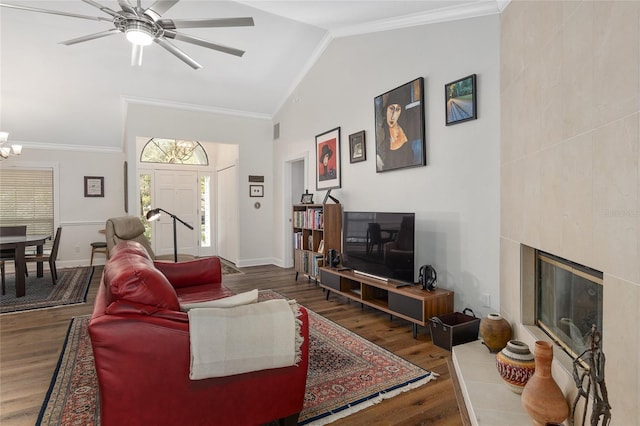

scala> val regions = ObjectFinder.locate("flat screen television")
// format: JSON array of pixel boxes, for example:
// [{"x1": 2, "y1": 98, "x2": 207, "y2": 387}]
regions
[{"x1": 341, "y1": 211, "x2": 415, "y2": 284}]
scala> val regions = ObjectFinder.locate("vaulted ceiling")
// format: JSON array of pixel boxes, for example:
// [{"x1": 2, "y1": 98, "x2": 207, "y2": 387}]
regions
[{"x1": 0, "y1": 0, "x2": 505, "y2": 148}]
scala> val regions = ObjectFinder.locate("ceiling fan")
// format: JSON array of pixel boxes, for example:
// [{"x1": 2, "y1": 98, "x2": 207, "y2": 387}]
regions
[{"x1": 0, "y1": 0, "x2": 254, "y2": 69}]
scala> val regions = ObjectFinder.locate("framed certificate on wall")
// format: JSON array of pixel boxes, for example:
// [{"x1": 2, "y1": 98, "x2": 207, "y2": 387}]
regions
[{"x1": 84, "y1": 176, "x2": 104, "y2": 197}]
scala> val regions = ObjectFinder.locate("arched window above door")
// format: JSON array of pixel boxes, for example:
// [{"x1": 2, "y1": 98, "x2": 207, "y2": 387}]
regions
[{"x1": 140, "y1": 138, "x2": 209, "y2": 165}]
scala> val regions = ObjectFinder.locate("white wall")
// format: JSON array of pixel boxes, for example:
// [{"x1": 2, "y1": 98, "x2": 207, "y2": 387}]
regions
[
  {"x1": 0, "y1": 146, "x2": 125, "y2": 268},
  {"x1": 273, "y1": 15, "x2": 501, "y2": 314},
  {"x1": 124, "y1": 101, "x2": 275, "y2": 267}
]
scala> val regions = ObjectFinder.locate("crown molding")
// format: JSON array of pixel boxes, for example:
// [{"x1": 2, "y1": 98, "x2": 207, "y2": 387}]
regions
[
  {"x1": 121, "y1": 95, "x2": 272, "y2": 121},
  {"x1": 331, "y1": 1, "x2": 502, "y2": 38},
  {"x1": 1, "y1": 140, "x2": 122, "y2": 153}
]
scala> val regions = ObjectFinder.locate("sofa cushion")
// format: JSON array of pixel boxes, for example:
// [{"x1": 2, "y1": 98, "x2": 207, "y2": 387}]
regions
[
  {"x1": 109, "y1": 240, "x2": 152, "y2": 261},
  {"x1": 180, "y1": 289, "x2": 258, "y2": 311},
  {"x1": 104, "y1": 253, "x2": 179, "y2": 312}
]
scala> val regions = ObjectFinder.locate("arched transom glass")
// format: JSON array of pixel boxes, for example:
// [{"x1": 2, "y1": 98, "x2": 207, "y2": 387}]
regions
[{"x1": 140, "y1": 138, "x2": 209, "y2": 165}]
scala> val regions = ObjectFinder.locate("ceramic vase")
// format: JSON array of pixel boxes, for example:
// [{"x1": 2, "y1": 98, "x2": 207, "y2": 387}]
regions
[
  {"x1": 479, "y1": 313, "x2": 512, "y2": 352},
  {"x1": 495, "y1": 340, "x2": 535, "y2": 394},
  {"x1": 521, "y1": 341, "x2": 569, "y2": 426}
]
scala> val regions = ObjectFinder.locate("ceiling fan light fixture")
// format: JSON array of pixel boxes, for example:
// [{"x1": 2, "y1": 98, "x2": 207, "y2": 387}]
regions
[{"x1": 125, "y1": 22, "x2": 154, "y2": 46}]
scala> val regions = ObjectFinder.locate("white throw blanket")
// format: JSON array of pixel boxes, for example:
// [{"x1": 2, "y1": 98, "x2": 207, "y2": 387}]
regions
[{"x1": 188, "y1": 299, "x2": 301, "y2": 380}]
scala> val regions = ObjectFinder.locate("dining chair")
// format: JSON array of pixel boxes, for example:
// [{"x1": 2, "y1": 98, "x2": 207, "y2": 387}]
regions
[
  {"x1": 25, "y1": 227, "x2": 62, "y2": 285},
  {"x1": 366, "y1": 223, "x2": 393, "y2": 257}
]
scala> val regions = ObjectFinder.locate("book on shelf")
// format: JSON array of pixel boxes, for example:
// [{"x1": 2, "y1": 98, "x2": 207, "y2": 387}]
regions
[
  {"x1": 312, "y1": 254, "x2": 324, "y2": 277},
  {"x1": 293, "y1": 207, "x2": 324, "y2": 229}
]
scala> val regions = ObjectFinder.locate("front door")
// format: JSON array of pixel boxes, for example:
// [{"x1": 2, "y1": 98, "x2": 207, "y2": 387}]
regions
[{"x1": 153, "y1": 170, "x2": 199, "y2": 257}]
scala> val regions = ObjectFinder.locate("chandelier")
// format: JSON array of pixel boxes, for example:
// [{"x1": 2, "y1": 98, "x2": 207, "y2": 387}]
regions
[{"x1": 0, "y1": 132, "x2": 22, "y2": 160}]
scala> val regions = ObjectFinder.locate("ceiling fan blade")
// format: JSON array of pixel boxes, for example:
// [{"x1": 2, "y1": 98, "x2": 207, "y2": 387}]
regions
[
  {"x1": 0, "y1": 2, "x2": 111, "y2": 22},
  {"x1": 163, "y1": 30, "x2": 245, "y2": 57},
  {"x1": 155, "y1": 38, "x2": 202, "y2": 69},
  {"x1": 80, "y1": 0, "x2": 121, "y2": 18},
  {"x1": 159, "y1": 17, "x2": 254, "y2": 30},
  {"x1": 117, "y1": 0, "x2": 138, "y2": 16},
  {"x1": 144, "y1": 0, "x2": 179, "y2": 21},
  {"x1": 59, "y1": 29, "x2": 121, "y2": 45}
]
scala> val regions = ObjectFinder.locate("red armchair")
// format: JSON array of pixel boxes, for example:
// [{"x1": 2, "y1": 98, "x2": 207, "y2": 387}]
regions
[{"x1": 89, "y1": 241, "x2": 309, "y2": 426}]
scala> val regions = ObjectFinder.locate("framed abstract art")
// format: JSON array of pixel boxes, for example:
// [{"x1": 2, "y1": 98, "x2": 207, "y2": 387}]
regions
[{"x1": 374, "y1": 77, "x2": 426, "y2": 172}]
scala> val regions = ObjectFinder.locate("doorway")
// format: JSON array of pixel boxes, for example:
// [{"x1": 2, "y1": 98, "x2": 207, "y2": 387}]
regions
[{"x1": 283, "y1": 155, "x2": 307, "y2": 268}]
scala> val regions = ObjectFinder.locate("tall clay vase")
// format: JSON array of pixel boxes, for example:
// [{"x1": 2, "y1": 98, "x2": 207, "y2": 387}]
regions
[
  {"x1": 479, "y1": 313, "x2": 512, "y2": 352},
  {"x1": 521, "y1": 341, "x2": 569, "y2": 426}
]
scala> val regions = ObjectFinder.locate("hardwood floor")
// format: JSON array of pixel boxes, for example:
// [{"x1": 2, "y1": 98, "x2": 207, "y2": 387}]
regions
[{"x1": 0, "y1": 264, "x2": 469, "y2": 426}]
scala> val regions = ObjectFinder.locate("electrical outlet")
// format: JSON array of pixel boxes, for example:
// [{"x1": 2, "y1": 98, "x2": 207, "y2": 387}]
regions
[
  {"x1": 75, "y1": 245, "x2": 80, "y2": 254},
  {"x1": 481, "y1": 293, "x2": 491, "y2": 308}
]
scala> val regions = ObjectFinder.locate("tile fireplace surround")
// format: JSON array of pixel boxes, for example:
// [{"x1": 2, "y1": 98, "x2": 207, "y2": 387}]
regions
[{"x1": 500, "y1": 1, "x2": 639, "y2": 424}]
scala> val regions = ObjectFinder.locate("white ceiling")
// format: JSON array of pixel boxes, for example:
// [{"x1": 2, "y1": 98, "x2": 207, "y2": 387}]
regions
[{"x1": 0, "y1": 0, "x2": 505, "y2": 147}]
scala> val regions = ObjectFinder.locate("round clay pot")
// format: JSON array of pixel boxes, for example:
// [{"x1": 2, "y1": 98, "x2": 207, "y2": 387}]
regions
[
  {"x1": 495, "y1": 340, "x2": 535, "y2": 394},
  {"x1": 479, "y1": 313, "x2": 512, "y2": 352},
  {"x1": 521, "y1": 341, "x2": 569, "y2": 426}
]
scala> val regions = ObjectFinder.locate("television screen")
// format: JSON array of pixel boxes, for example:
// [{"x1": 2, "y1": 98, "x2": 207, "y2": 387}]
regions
[{"x1": 341, "y1": 211, "x2": 415, "y2": 284}]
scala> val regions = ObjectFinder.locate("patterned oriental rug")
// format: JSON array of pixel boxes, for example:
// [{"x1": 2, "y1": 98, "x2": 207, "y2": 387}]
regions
[
  {"x1": 0, "y1": 267, "x2": 94, "y2": 314},
  {"x1": 38, "y1": 290, "x2": 436, "y2": 425}
]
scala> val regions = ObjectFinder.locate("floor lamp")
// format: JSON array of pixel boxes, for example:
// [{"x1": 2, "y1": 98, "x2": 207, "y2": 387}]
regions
[{"x1": 146, "y1": 208, "x2": 194, "y2": 262}]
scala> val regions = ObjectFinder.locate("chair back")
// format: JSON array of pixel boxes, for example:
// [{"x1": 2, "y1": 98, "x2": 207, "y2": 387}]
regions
[
  {"x1": 0, "y1": 225, "x2": 27, "y2": 237},
  {"x1": 367, "y1": 223, "x2": 382, "y2": 243},
  {"x1": 105, "y1": 217, "x2": 155, "y2": 259},
  {"x1": 50, "y1": 227, "x2": 62, "y2": 261},
  {"x1": 395, "y1": 216, "x2": 414, "y2": 250}
]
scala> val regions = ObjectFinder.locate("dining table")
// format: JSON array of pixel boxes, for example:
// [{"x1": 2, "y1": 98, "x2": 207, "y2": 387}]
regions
[{"x1": 0, "y1": 234, "x2": 51, "y2": 297}]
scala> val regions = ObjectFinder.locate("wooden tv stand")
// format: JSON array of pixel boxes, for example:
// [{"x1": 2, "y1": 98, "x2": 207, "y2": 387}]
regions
[{"x1": 319, "y1": 267, "x2": 454, "y2": 338}]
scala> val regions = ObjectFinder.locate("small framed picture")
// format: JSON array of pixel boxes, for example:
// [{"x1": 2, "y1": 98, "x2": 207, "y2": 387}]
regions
[
  {"x1": 349, "y1": 130, "x2": 366, "y2": 163},
  {"x1": 300, "y1": 192, "x2": 314, "y2": 204},
  {"x1": 445, "y1": 74, "x2": 477, "y2": 126},
  {"x1": 249, "y1": 184, "x2": 264, "y2": 197},
  {"x1": 84, "y1": 176, "x2": 104, "y2": 197}
]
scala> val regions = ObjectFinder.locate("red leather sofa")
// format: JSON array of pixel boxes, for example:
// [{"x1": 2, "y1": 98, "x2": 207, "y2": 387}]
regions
[{"x1": 89, "y1": 241, "x2": 309, "y2": 426}]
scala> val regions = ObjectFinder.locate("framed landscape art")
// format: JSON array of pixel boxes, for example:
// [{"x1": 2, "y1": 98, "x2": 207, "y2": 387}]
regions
[
  {"x1": 445, "y1": 74, "x2": 477, "y2": 125},
  {"x1": 316, "y1": 127, "x2": 341, "y2": 190},
  {"x1": 374, "y1": 77, "x2": 426, "y2": 172}
]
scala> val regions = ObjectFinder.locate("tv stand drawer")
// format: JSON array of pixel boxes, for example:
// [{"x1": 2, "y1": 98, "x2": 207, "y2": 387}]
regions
[
  {"x1": 388, "y1": 292, "x2": 422, "y2": 321},
  {"x1": 320, "y1": 269, "x2": 341, "y2": 291}
]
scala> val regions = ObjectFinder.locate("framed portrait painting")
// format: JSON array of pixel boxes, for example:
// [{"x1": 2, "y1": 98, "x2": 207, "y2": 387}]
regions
[
  {"x1": 315, "y1": 127, "x2": 341, "y2": 190},
  {"x1": 445, "y1": 74, "x2": 477, "y2": 125},
  {"x1": 374, "y1": 77, "x2": 425, "y2": 172}
]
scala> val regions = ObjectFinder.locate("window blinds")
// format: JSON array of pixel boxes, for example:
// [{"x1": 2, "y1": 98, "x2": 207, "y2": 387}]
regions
[{"x1": 0, "y1": 168, "x2": 54, "y2": 251}]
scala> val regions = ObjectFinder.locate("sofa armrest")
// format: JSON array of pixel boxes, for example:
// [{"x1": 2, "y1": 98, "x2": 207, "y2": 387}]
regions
[{"x1": 154, "y1": 257, "x2": 222, "y2": 288}]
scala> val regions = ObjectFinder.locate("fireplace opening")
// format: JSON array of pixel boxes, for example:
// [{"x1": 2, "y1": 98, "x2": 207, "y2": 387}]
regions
[{"x1": 536, "y1": 251, "x2": 603, "y2": 359}]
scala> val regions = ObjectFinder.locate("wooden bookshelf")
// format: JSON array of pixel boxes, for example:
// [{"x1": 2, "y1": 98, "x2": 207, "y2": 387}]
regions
[{"x1": 292, "y1": 203, "x2": 341, "y2": 281}]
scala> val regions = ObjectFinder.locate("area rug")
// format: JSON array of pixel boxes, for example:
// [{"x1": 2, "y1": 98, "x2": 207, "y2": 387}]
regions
[
  {"x1": 0, "y1": 267, "x2": 94, "y2": 314},
  {"x1": 38, "y1": 291, "x2": 435, "y2": 425}
]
